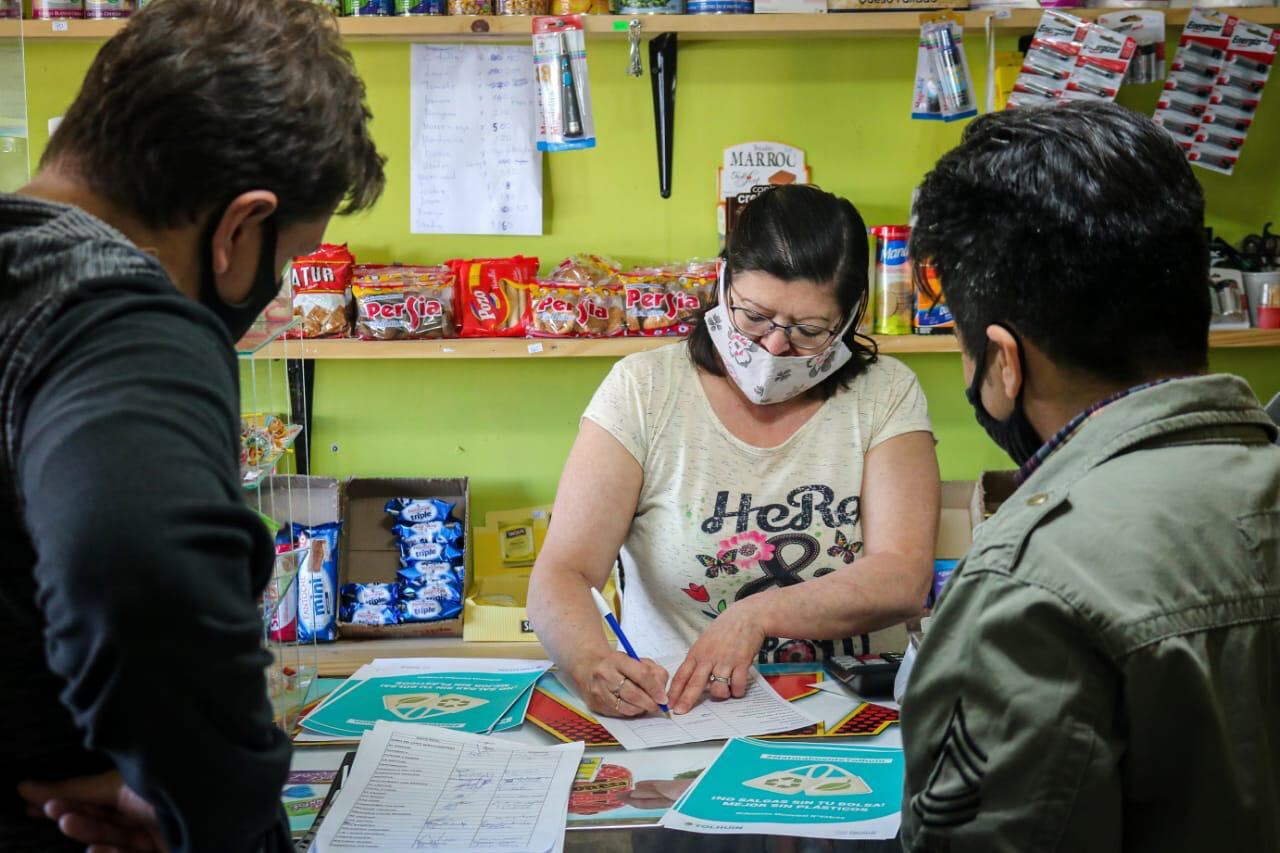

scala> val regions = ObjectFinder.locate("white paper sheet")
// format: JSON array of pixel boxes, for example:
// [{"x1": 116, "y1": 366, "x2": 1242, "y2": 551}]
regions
[
  {"x1": 593, "y1": 656, "x2": 818, "y2": 751},
  {"x1": 409, "y1": 44, "x2": 542, "y2": 236},
  {"x1": 314, "y1": 721, "x2": 582, "y2": 853}
]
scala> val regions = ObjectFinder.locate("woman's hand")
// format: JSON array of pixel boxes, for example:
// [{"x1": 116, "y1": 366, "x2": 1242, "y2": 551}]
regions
[
  {"x1": 668, "y1": 601, "x2": 766, "y2": 715},
  {"x1": 571, "y1": 650, "x2": 671, "y2": 719}
]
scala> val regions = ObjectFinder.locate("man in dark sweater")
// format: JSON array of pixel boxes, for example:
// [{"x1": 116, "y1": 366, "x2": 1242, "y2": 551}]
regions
[{"x1": 1, "y1": 1, "x2": 384, "y2": 850}]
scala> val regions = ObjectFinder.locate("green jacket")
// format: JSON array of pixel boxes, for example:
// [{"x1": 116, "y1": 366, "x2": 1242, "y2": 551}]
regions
[{"x1": 900, "y1": 374, "x2": 1280, "y2": 853}]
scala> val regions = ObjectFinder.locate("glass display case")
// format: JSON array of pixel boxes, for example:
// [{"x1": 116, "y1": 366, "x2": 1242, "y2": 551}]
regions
[
  {"x1": 237, "y1": 285, "x2": 319, "y2": 733},
  {"x1": 0, "y1": 15, "x2": 27, "y2": 193}
]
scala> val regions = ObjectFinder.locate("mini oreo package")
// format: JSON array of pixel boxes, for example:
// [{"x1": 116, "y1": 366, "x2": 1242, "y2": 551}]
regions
[
  {"x1": 385, "y1": 498, "x2": 455, "y2": 525},
  {"x1": 295, "y1": 522, "x2": 342, "y2": 643}
]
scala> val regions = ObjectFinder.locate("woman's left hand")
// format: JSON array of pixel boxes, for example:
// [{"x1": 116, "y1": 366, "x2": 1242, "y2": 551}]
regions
[{"x1": 668, "y1": 601, "x2": 766, "y2": 714}]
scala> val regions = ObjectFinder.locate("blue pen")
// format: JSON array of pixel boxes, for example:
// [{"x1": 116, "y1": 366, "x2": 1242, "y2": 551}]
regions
[{"x1": 590, "y1": 587, "x2": 671, "y2": 718}]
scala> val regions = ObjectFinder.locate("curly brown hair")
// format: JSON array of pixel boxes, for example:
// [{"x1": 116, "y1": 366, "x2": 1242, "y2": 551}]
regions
[{"x1": 43, "y1": 0, "x2": 386, "y2": 228}]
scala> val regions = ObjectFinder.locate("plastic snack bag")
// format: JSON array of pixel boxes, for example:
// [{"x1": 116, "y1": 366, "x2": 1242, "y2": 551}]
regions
[
  {"x1": 449, "y1": 256, "x2": 539, "y2": 338},
  {"x1": 533, "y1": 16, "x2": 596, "y2": 152},
  {"x1": 287, "y1": 244, "x2": 355, "y2": 339}
]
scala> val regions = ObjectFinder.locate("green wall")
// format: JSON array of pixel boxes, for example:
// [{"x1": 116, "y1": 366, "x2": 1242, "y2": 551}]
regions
[{"x1": 21, "y1": 33, "x2": 1280, "y2": 518}]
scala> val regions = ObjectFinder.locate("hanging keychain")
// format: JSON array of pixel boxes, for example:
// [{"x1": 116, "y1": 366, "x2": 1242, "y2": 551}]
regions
[{"x1": 627, "y1": 19, "x2": 644, "y2": 78}]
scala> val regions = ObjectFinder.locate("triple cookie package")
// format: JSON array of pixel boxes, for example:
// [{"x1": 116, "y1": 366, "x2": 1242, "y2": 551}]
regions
[{"x1": 332, "y1": 497, "x2": 468, "y2": 627}]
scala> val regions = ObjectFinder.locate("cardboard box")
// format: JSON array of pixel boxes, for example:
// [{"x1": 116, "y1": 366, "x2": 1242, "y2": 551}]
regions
[
  {"x1": 971, "y1": 470, "x2": 1019, "y2": 526},
  {"x1": 253, "y1": 475, "x2": 341, "y2": 528},
  {"x1": 867, "y1": 478, "x2": 976, "y2": 654},
  {"x1": 338, "y1": 476, "x2": 468, "y2": 640},
  {"x1": 828, "y1": 0, "x2": 965, "y2": 10},
  {"x1": 753, "y1": 0, "x2": 826, "y2": 14},
  {"x1": 464, "y1": 506, "x2": 623, "y2": 642},
  {"x1": 463, "y1": 506, "x2": 551, "y2": 642}
]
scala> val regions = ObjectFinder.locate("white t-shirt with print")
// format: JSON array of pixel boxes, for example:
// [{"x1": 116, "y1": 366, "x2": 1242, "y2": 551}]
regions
[{"x1": 582, "y1": 341, "x2": 933, "y2": 664}]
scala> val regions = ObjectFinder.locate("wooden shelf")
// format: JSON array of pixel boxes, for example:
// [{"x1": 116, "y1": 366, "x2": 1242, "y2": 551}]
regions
[
  {"x1": 1204, "y1": 327, "x2": 1280, "y2": 349},
  {"x1": 315, "y1": 636, "x2": 548, "y2": 677},
  {"x1": 257, "y1": 335, "x2": 681, "y2": 359},
  {"x1": 16, "y1": 9, "x2": 1280, "y2": 41},
  {"x1": 255, "y1": 328, "x2": 1280, "y2": 359}
]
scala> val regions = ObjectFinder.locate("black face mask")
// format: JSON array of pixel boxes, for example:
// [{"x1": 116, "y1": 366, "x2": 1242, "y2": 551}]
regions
[
  {"x1": 198, "y1": 211, "x2": 283, "y2": 343},
  {"x1": 965, "y1": 326, "x2": 1044, "y2": 467}
]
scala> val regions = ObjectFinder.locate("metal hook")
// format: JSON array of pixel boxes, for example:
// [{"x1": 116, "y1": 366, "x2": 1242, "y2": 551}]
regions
[{"x1": 627, "y1": 19, "x2": 643, "y2": 78}]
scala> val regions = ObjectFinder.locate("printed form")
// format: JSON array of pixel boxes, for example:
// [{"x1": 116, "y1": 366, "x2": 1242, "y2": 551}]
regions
[
  {"x1": 594, "y1": 656, "x2": 818, "y2": 750},
  {"x1": 314, "y1": 721, "x2": 582, "y2": 853}
]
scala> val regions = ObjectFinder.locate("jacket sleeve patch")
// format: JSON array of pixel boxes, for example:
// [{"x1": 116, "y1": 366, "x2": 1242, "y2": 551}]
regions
[{"x1": 912, "y1": 699, "x2": 989, "y2": 829}]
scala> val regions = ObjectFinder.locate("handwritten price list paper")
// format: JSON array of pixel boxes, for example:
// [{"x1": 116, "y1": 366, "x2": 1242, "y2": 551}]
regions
[
  {"x1": 315, "y1": 721, "x2": 582, "y2": 853},
  {"x1": 410, "y1": 45, "x2": 543, "y2": 236}
]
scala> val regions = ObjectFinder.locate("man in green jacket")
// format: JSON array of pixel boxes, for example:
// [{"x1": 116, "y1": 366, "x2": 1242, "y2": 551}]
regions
[{"x1": 901, "y1": 101, "x2": 1280, "y2": 851}]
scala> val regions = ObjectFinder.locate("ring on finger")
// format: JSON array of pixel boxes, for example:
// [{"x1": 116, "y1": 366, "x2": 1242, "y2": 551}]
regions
[
  {"x1": 611, "y1": 676, "x2": 628, "y2": 697},
  {"x1": 708, "y1": 674, "x2": 731, "y2": 685},
  {"x1": 614, "y1": 692, "x2": 623, "y2": 712}
]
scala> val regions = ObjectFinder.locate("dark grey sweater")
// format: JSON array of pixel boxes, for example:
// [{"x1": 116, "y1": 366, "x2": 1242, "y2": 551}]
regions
[{"x1": 0, "y1": 194, "x2": 292, "y2": 851}]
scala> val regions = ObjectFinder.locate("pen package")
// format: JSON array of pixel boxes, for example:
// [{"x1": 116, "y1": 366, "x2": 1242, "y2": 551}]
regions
[
  {"x1": 533, "y1": 15, "x2": 596, "y2": 153},
  {"x1": 912, "y1": 17, "x2": 977, "y2": 122},
  {"x1": 1152, "y1": 7, "x2": 1277, "y2": 176}
]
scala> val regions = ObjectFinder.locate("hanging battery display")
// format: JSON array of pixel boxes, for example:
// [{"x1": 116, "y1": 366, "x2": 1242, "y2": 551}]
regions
[{"x1": 1153, "y1": 7, "x2": 1277, "y2": 176}]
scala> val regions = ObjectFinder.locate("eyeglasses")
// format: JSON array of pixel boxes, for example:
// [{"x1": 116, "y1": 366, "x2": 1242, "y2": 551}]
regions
[{"x1": 727, "y1": 287, "x2": 841, "y2": 353}]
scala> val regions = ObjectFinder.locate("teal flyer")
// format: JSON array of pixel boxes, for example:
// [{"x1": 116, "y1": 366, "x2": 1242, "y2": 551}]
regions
[
  {"x1": 662, "y1": 738, "x2": 904, "y2": 840},
  {"x1": 302, "y1": 670, "x2": 541, "y2": 736}
]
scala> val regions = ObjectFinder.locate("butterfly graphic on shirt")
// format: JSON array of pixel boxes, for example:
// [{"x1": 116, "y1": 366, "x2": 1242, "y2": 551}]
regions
[
  {"x1": 696, "y1": 549, "x2": 739, "y2": 579},
  {"x1": 826, "y1": 530, "x2": 863, "y2": 564}
]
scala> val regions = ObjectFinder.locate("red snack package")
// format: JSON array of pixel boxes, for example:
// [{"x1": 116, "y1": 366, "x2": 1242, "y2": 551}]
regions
[
  {"x1": 575, "y1": 284, "x2": 626, "y2": 337},
  {"x1": 530, "y1": 283, "x2": 626, "y2": 338},
  {"x1": 287, "y1": 243, "x2": 355, "y2": 338},
  {"x1": 352, "y1": 265, "x2": 457, "y2": 340},
  {"x1": 621, "y1": 260, "x2": 717, "y2": 336},
  {"x1": 450, "y1": 256, "x2": 540, "y2": 337},
  {"x1": 664, "y1": 259, "x2": 717, "y2": 324},
  {"x1": 529, "y1": 283, "x2": 579, "y2": 337}
]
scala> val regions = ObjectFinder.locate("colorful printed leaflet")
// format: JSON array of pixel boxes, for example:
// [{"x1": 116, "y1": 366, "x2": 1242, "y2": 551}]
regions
[
  {"x1": 313, "y1": 721, "x2": 582, "y2": 853},
  {"x1": 281, "y1": 770, "x2": 337, "y2": 836},
  {"x1": 299, "y1": 658, "x2": 549, "y2": 740},
  {"x1": 659, "y1": 738, "x2": 905, "y2": 840}
]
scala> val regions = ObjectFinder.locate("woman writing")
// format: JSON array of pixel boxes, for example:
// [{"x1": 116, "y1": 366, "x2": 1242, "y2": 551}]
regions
[{"x1": 528, "y1": 185, "x2": 940, "y2": 718}]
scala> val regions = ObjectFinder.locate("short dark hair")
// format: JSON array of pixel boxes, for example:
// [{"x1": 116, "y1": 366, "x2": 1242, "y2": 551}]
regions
[
  {"x1": 688, "y1": 185, "x2": 877, "y2": 399},
  {"x1": 911, "y1": 101, "x2": 1209, "y2": 383},
  {"x1": 43, "y1": 0, "x2": 386, "y2": 229}
]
